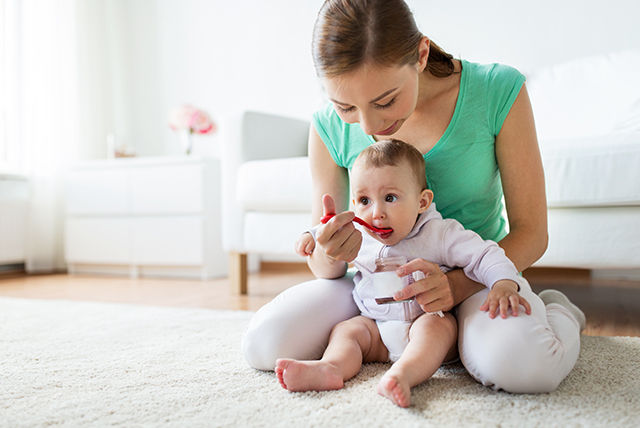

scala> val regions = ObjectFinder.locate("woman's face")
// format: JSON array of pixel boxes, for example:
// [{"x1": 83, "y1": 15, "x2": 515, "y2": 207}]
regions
[{"x1": 323, "y1": 63, "x2": 421, "y2": 136}]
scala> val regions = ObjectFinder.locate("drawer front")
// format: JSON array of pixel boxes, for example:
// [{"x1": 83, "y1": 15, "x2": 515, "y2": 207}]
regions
[
  {"x1": 131, "y1": 217, "x2": 203, "y2": 265},
  {"x1": 0, "y1": 201, "x2": 27, "y2": 263},
  {"x1": 65, "y1": 218, "x2": 130, "y2": 263},
  {"x1": 65, "y1": 170, "x2": 128, "y2": 215},
  {"x1": 130, "y1": 165, "x2": 203, "y2": 214}
]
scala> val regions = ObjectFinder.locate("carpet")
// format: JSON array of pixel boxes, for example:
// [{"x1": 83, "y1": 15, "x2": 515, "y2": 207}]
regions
[{"x1": 1, "y1": 298, "x2": 639, "y2": 427}]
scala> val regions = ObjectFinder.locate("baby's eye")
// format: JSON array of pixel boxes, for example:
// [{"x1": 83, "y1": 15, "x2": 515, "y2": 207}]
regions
[
  {"x1": 359, "y1": 197, "x2": 370, "y2": 205},
  {"x1": 385, "y1": 194, "x2": 397, "y2": 203}
]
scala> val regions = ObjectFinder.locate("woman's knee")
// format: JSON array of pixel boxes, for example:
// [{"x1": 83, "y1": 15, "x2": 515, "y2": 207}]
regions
[
  {"x1": 460, "y1": 315, "x2": 562, "y2": 393},
  {"x1": 242, "y1": 277, "x2": 358, "y2": 371}
]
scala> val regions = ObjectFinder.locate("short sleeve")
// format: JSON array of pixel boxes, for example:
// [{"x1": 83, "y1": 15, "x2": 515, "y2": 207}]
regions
[
  {"x1": 312, "y1": 103, "x2": 346, "y2": 168},
  {"x1": 486, "y1": 64, "x2": 526, "y2": 136}
]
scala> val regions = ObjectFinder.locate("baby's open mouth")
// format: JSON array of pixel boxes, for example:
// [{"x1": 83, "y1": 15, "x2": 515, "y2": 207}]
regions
[
  {"x1": 321, "y1": 213, "x2": 393, "y2": 234},
  {"x1": 376, "y1": 230, "x2": 393, "y2": 239}
]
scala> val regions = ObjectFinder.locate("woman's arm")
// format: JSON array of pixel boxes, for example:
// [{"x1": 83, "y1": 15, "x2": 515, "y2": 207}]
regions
[
  {"x1": 305, "y1": 124, "x2": 361, "y2": 279},
  {"x1": 495, "y1": 83, "x2": 548, "y2": 271},
  {"x1": 444, "y1": 84, "x2": 547, "y2": 306}
]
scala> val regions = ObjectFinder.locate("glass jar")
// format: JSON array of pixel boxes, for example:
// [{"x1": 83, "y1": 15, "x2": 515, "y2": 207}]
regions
[{"x1": 371, "y1": 256, "x2": 408, "y2": 301}]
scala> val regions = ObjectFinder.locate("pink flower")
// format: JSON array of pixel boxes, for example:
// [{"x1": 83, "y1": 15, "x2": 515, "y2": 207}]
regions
[{"x1": 169, "y1": 105, "x2": 216, "y2": 135}]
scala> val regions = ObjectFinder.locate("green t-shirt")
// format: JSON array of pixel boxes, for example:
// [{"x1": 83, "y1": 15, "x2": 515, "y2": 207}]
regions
[{"x1": 312, "y1": 60, "x2": 525, "y2": 242}]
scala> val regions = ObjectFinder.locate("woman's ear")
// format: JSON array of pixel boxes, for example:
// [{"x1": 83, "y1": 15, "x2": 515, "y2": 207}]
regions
[
  {"x1": 416, "y1": 36, "x2": 430, "y2": 72},
  {"x1": 418, "y1": 189, "x2": 433, "y2": 213}
]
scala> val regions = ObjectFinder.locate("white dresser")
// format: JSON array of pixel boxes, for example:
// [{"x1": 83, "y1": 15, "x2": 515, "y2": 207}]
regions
[{"x1": 64, "y1": 156, "x2": 227, "y2": 279}]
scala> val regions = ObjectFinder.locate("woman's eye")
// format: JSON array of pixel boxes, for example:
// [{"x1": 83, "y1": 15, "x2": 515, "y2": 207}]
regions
[
  {"x1": 374, "y1": 97, "x2": 397, "y2": 110},
  {"x1": 336, "y1": 104, "x2": 356, "y2": 113},
  {"x1": 385, "y1": 194, "x2": 397, "y2": 202},
  {"x1": 359, "y1": 197, "x2": 370, "y2": 205}
]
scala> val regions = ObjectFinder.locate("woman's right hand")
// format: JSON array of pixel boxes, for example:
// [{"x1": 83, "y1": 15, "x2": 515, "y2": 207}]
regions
[{"x1": 314, "y1": 194, "x2": 362, "y2": 263}]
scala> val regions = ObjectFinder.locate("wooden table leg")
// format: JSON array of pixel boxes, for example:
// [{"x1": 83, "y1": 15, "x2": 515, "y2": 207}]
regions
[{"x1": 230, "y1": 252, "x2": 248, "y2": 295}]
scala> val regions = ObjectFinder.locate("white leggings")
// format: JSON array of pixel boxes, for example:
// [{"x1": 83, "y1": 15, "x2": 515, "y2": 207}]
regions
[{"x1": 241, "y1": 273, "x2": 581, "y2": 393}]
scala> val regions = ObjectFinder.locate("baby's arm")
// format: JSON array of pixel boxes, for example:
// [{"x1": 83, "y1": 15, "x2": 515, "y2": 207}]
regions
[{"x1": 440, "y1": 220, "x2": 529, "y2": 318}]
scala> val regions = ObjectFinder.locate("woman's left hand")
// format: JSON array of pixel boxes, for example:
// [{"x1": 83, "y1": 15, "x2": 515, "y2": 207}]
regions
[{"x1": 394, "y1": 259, "x2": 455, "y2": 313}]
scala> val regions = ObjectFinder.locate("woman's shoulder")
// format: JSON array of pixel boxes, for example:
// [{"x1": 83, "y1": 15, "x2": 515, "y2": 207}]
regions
[
  {"x1": 460, "y1": 59, "x2": 526, "y2": 135},
  {"x1": 463, "y1": 59, "x2": 525, "y2": 90}
]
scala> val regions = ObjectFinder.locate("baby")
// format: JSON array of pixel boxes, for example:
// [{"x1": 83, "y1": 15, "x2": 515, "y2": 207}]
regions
[{"x1": 276, "y1": 139, "x2": 530, "y2": 408}]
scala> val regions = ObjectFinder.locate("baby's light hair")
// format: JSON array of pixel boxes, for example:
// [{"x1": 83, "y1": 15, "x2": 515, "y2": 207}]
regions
[{"x1": 355, "y1": 139, "x2": 428, "y2": 190}]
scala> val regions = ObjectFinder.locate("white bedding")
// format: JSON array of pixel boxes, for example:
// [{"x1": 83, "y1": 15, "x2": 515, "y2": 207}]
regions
[{"x1": 540, "y1": 132, "x2": 640, "y2": 208}]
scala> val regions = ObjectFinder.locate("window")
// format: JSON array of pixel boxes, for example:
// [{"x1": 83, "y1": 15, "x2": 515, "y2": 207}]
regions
[{"x1": 0, "y1": 0, "x2": 21, "y2": 172}]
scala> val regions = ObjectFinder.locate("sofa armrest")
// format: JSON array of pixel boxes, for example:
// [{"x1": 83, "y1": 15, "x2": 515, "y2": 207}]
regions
[{"x1": 220, "y1": 111, "x2": 310, "y2": 254}]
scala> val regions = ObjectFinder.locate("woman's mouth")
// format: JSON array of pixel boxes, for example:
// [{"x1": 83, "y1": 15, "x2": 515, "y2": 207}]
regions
[{"x1": 376, "y1": 121, "x2": 398, "y2": 136}]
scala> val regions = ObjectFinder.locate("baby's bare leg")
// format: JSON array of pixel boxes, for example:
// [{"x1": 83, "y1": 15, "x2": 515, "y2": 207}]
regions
[
  {"x1": 276, "y1": 316, "x2": 389, "y2": 392},
  {"x1": 377, "y1": 312, "x2": 457, "y2": 407}
]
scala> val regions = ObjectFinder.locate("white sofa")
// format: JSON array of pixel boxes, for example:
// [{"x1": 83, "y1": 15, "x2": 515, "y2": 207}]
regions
[{"x1": 221, "y1": 50, "x2": 640, "y2": 294}]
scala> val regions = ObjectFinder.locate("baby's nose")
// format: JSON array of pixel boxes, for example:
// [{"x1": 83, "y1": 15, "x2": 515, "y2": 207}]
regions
[{"x1": 373, "y1": 206, "x2": 386, "y2": 219}]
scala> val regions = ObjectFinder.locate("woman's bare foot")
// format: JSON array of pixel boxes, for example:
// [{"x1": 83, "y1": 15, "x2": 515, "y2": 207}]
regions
[
  {"x1": 275, "y1": 359, "x2": 344, "y2": 392},
  {"x1": 377, "y1": 372, "x2": 411, "y2": 408}
]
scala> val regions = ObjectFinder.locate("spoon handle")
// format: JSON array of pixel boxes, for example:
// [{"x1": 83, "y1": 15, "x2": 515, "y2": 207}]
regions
[{"x1": 320, "y1": 213, "x2": 393, "y2": 234}]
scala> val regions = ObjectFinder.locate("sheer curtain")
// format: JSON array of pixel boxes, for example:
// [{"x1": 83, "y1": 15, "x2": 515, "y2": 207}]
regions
[{"x1": 2, "y1": 0, "x2": 81, "y2": 271}]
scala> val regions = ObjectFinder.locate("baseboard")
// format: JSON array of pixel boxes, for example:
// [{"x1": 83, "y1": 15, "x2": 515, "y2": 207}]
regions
[
  {"x1": 0, "y1": 263, "x2": 26, "y2": 273},
  {"x1": 66, "y1": 263, "x2": 225, "y2": 280},
  {"x1": 591, "y1": 269, "x2": 640, "y2": 281}
]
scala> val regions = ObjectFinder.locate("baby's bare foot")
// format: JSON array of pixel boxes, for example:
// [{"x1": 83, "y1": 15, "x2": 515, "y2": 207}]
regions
[
  {"x1": 377, "y1": 372, "x2": 411, "y2": 408},
  {"x1": 275, "y1": 359, "x2": 344, "y2": 392}
]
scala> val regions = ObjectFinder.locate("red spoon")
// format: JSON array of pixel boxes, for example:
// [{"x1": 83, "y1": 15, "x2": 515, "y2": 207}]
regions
[{"x1": 321, "y1": 213, "x2": 393, "y2": 234}]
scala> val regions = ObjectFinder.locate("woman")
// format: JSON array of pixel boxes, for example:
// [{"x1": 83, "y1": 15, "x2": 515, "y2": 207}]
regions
[{"x1": 242, "y1": 0, "x2": 584, "y2": 393}]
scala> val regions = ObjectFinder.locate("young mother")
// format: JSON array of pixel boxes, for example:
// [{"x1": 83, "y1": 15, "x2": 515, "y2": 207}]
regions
[{"x1": 242, "y1": 0, "x2": 584, "y2": 393}]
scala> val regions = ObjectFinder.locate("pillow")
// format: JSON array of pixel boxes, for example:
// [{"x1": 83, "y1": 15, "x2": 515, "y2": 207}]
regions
[{"x1": 527, "y1": 50, "x2": 640, "y2": 140}]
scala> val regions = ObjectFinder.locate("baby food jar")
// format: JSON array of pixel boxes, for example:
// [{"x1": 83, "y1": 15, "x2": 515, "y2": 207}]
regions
[{"x1": 372, "y1": 256, "x2": 409, "y2": 301}]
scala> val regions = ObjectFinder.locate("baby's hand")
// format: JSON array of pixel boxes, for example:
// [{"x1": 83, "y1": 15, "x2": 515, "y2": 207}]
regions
[
  {"x1": 295, "y1": 232, "x2": 316, "y2": 257},
  {"x1": 479, "y1": 280, "x2": 532, "y2": 319}
]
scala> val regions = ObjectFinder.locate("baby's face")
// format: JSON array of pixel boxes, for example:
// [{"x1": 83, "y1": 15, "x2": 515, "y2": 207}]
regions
[{"x1": 350, "y1": 160, "x2": 431, "y2": 246}]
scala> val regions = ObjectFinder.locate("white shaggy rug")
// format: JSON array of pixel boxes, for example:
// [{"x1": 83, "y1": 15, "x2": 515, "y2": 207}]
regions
[{"x1": 1, "y1": 297, "x2": 639, "y2": 427}]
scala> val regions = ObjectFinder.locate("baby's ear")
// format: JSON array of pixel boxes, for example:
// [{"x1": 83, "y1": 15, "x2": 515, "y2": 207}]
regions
[{"x1": 418, "y1": 189, "x2": 434, "y2": 213}]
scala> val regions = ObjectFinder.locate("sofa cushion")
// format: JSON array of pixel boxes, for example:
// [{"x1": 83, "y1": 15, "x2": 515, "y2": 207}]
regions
[
  {"x1": 244, "y1": 212, "x2": 311, "y2": 257},
  {"x1": 237, "y1": 156, "x2": 312, "y2": 212},
  {"x1": 541, "y1": 132, "x2": 640, "y2": 208}
]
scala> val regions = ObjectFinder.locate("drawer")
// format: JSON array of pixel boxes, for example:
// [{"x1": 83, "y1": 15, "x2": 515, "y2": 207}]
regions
[
  {"x1": 0, "y1": 201, "x2": 27, "y2": 263},
  {"x1": 65, "y1": 218, "x2": 130, "y2": 263},
  {"x1": 65, "y1": 170, "x2": 128, "y2": 215},
  {"x1": 129, "y1": 165, "x2": 203, "y2": 214},
  {"x1": 131, "y1": 217, "x2": 203, "y2": 265}
]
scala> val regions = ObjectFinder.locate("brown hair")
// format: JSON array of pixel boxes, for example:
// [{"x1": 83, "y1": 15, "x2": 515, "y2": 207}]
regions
[
  {"x1": 312, "y1": 0, "x2": 454, "y2": 78},
  {"x1": 356, "y1": 139, "x2": 428, "y2": 191}
]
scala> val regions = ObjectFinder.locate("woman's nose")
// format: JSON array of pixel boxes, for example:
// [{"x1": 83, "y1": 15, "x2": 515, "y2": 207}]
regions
[{"x1": 359, "y1": 112, "x2": 381, "y2": 136}]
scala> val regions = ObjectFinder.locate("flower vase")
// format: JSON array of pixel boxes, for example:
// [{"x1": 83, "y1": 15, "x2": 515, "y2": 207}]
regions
[{"x1": 179, "y1": 130, "x2": 194, "y2": 155}]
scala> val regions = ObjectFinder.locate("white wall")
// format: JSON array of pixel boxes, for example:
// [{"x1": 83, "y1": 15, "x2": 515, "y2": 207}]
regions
[{"x1": 85, "y1": 0, "x2": 640, "y2": 158}]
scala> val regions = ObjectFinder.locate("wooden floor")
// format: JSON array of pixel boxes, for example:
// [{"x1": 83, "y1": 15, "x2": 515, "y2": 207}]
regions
[{"x1": 1, "y1": 264, "x2": 639, "y2": 337}]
